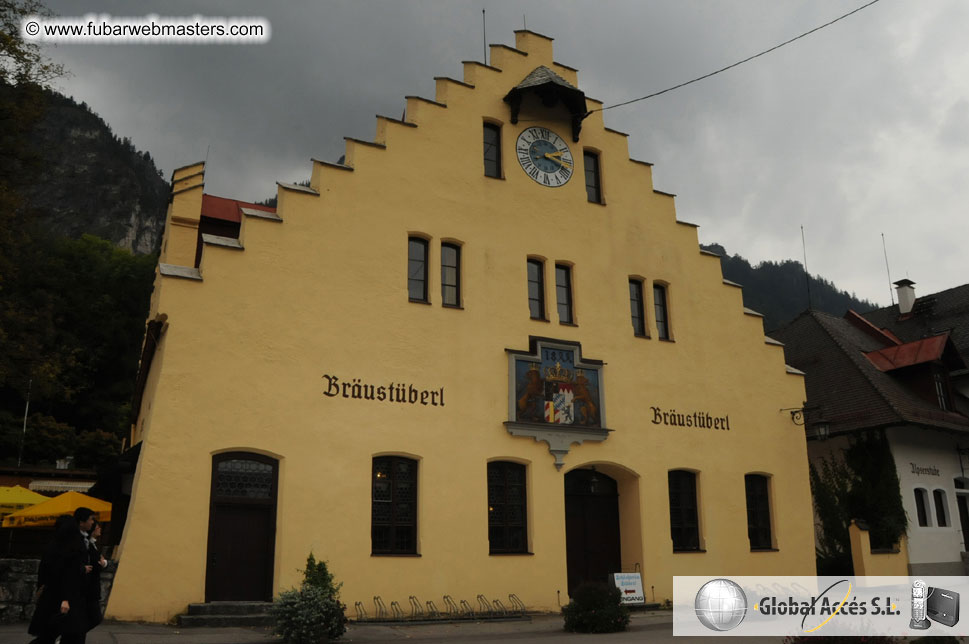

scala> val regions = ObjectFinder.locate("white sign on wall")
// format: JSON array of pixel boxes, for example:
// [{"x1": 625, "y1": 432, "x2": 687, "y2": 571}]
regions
[{"x1": 613, "y1": 572, "x2": 645, "y2": 605}]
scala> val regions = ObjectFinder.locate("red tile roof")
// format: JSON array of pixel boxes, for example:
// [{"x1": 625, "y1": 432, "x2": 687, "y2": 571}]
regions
[
  {"x1": 201, "y1": 194, "x2": 276, "y2": 223},
  {"x1": 865, "y1": 335, "x2": 949, "y2": 371}
]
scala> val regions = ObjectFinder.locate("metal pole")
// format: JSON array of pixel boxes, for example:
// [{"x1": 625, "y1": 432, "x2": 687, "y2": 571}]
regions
[
  {"x1": 17, "y1": 379, "x2": 31, "y2": 467},
  {"x1": 482, "y1": 10, "x2": 487, "y2": 65},
  {"x1": 801, "y1": 226, "x2": 812, "y2": 310},
  {"x1": 882, "y1": 233, "x2": 895, "y2": 305}
]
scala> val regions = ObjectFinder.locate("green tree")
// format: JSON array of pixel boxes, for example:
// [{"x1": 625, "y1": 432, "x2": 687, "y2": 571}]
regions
[{"x1": 1, "y1": 0, "x2": 68, "y2": 86}]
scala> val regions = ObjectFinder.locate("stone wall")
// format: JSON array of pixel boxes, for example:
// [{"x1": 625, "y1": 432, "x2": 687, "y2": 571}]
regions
[{"x1": 0, "y1": 558, "x2": 115, "y2": 624}]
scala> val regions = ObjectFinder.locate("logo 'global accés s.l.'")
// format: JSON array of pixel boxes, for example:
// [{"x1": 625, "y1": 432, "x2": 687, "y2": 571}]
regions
[{"x1": 695, "y1": 578, "x2": 748, "y2": 631}]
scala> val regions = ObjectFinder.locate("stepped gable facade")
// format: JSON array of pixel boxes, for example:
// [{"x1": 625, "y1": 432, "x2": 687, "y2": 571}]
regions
[{"x1": 108, "y1": 31, "x2": 814, "y2": 622}]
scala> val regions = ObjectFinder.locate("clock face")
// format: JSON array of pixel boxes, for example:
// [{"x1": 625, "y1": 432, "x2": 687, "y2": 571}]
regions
[{"x1": 516, "y1": 127, "x2": 574, "y2": 187}]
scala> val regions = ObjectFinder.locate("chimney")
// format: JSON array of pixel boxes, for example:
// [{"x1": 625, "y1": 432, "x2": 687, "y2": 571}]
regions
[{"x1": 895, "y1": 279, "x2": 916, "y2": 315}]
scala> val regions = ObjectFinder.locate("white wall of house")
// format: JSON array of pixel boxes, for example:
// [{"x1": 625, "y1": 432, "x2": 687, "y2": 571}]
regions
[{"x1": 887, "y1": 426, "x2": 967, "y2": 574}]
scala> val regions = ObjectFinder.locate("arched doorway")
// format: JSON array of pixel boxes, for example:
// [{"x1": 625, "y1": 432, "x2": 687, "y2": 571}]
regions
[
  {"x1": 205, "y1": 452, "x2": 278, "y2": 602},
  {"x1": 564, "y1": 468, "x2": 621, "y2": 595}
]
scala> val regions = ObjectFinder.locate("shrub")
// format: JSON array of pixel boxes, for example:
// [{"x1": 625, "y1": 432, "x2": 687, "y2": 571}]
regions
[
  {"x1": 561, "y1": 583, "x2": 630, "y2": 633},
  {"x1": 270, "y1": 553, "x2": 348, "y2": 643}
]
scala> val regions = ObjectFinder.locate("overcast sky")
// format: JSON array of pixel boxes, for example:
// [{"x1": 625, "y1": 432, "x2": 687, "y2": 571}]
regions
[{"x1": 39, "y1": 0, "x2": 969, "y2": 305}]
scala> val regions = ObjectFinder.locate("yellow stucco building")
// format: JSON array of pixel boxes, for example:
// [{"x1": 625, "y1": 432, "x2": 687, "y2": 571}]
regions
[{"x1": 107, "y1": 30, "x2": 815, "y2": 623}]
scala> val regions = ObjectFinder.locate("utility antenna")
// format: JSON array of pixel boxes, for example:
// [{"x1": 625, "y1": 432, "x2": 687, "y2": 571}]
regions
[
  {"x1": 801, "y1": 225, "x2": 812, "y2": 310},
  {"x1": 881, "y1": 233, "x2": 895, "y2": 305},
  {"x1": 523, "y1": 14, "x2": 527, "y2": 30},
  {"x1": 482, "y1": 10, "x2": 487, "y2": 65},
  {"x1": 17, "y1": 379, "x2": 31, "y2": 467}
]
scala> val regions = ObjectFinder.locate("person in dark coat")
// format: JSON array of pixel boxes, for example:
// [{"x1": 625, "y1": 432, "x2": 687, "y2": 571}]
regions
[
  {"x1": 28, "y1": 515, "x2": 88, "y2": 644},
  {"x1": 83, "y1": 518, "x2": 107, "y2": 631}
]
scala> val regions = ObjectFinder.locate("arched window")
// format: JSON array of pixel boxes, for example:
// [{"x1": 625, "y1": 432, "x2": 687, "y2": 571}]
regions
[
  {"x1": 745, "y1": 474, "x2": 772, "y2": 550},
  {"x1": 441, "y1": 242, "x2": 461, "y2": 307},
  {"x1": 487, "y1": 461, "x2": 527, "y2": 554},
  {"x1": 668, "y1": 470, "x2": 699, "y2": 551},
  {"x1": 914, "y1": 488, "x2": 930, "y2": 527},
  {"x1": 372, "y1": 456, "x2": 418, "y2": 554},
  {"x1": 933, "y1": 489, "x2": 949, "y2": 527}
]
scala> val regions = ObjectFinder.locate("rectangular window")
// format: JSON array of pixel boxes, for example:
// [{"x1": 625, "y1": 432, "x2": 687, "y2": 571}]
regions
[
  {"x1": 408, "y1": 237, "x2": 428, "y2": 302},
  {"x1": 915, "y1": 488, "x2": 929, "y2": 527},
  {"x1": 441, "y1": 243, "x2": 460, "y2": 307},
  {"x1": 935, "y1": 371, "x2": 951, "y2": 411},
  {"x1": 555, "y1": 264, "x2": 573, "y2": 324},
  {"x1": 584, "y1": 151, "x2": 601, "y2": 203},
  {"x1": 488, "y1": 461, "x2": 527, "y2": 554},
  {"x1": 372, "y1": 456, "x2": 418, "y2": 554},
  {"x1": 669, "y1": 470, "x2": 700, "y2": 551},
  {"x1": 745, "y1": 474, "x2": 772, "y2": 550},
  {"x1": 934, "y1": 489, "x2": 948, "y2": 527},
  {"x1": 629, "y1": 279, "x2": 646, "y2": 336},
  {"x1": 527, "y1": 259, "x2": 545, "y2": 320},
  {"x1": 654, "y1": 283, "x2": 670, "y2": 340},
  {"x1": 484, "y1": 123, "x2": 501, "y2": 178}
]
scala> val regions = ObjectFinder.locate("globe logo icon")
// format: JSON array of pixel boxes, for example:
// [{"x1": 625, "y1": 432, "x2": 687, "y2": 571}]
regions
[{"x1": 694, "y1": 578, "x2": 748, "y2": 631}]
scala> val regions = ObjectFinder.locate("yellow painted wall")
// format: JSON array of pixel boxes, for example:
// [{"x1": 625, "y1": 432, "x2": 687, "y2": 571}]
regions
[
  {"x1": 108, "y1": 30, "x2": 815, "y2": 622},
  {"x1": 849, "y1": 521, "x2": 910, "y2": 576}
]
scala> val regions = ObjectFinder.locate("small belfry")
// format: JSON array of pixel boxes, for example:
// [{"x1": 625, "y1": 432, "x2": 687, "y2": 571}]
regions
[{"x1": 108, "y1": 29, "x2": 816, "y2": 625}]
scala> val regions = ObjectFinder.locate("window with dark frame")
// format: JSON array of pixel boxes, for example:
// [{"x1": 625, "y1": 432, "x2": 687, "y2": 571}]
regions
[
  {"x1": 668, "y1": 470, "x2": 700, "y2": 551},
  {"x1": 654, "y1": 283, "x2": 670, "y2": 340},
  {"x1": 935, "y1": 370, "x2": 951, "y2": 411},
  {"x1": 629, "y1": 279, "x2": 646, "y2": 336},
  {"x1": 483, "y1": 123, "x2": 501, "y2": 178},
  {"x1": 584, "y1": 151, "x2": 601, "y2": 203},
  {"x1": 555, "y1": 264, "x2": 573, "y2": 324},
  {"x1": 441, "y1": 243, "x2": 461, "y2": 307},
  {"x1": 371, "y1": 456, "x2": 418, "y2": 555},
  {"x1": 934, "y1": 489, "x2": 948, "y2": 527},
  {"x1": 487, "y1": 461, "x2": 527, "y2": 554},
  {"x1": 408, "y1": 237, "x2": 428, "y2": 302},
  {"x1": 527, "y1": 259, "x2": 545, "y2": 320},
  {"x1": 745, "y1": 474, "x2": 772, "y2": 550},
  {"x1": 915, "y1": 488, "x2": 929, "y2": 527}
]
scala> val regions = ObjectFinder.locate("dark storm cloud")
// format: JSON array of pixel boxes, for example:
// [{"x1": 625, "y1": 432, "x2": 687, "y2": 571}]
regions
[{"x1": 41, "y1": 0, "x2": 968, "y2": 303}]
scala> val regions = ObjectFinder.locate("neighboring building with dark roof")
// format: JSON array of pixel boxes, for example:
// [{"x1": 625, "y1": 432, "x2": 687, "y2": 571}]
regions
[{"x1": 771, "y1": 280, "x2": 969, "y2": 575}]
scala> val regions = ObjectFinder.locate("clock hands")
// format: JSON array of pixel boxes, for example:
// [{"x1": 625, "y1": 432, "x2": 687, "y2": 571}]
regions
[{"x1": 543, "y1": 151, "x2": 573, "y2": 169}]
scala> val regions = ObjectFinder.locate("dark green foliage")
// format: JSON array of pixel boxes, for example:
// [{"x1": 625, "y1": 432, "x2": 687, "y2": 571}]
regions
[
  {"x1": 810, "y1": 431, "x2": 907, "y2": 574},
  {"x1": 701, "y1": 244, "x2": 878, "y2": 331},
  {"x1": 910, "y1": 637, "x2": 962, "y2": 643},
  {"x1": 0, "y1": 233, "x2": 156, "y2": 465},
  {"x1": 843, "y1": 432, "x2": 907, "y2": 550},
  {"x1": 561, "y1": 583, "x2": 630, "y2": 633},
  {"x1": 270, "y1": 553, "x2": 348, "y2": 643},
  {"x1": 810, "y1": 458, "x2": 853, "y2": 575}
]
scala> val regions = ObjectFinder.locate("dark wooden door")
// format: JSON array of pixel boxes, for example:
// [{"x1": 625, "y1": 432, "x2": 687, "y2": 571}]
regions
[
  {"x1": 205, "y1": 453, "x2": 278, "y2": 602},
  {"x1": 564, "y1": 469, "x2": 621, "y2": 595}
]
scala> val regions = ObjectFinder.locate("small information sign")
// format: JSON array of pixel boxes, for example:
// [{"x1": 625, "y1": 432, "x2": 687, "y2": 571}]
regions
[{"x1": 613, "y1": 572, "x2": 645, "y2": 605}]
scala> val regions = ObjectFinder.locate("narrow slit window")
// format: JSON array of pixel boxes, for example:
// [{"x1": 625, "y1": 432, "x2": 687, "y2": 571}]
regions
[
  {"x1": 441, "y1": 243, "x2": 460, "y2": 307},
  {"x1": 584, "y1": 151, "x2": 601, "y2": 203},
  {"x1": 629, "y1": 279, "x2": 646, "y2": 336},
  {"x1": 654, "y1": 283, "x2": 670, "y2": 340},
  {"x1": 484, "y1": 123, "x2": 501, "y2": 178},
  {"x1": 527, "y1": 259, "x2": 545, "y2": 320},
  {"x1": 408, "y1": 237, "x2": 428, "y2": 302},
  {"x1": 555, "y1": 264, "x2": 574, "y2": 324}
]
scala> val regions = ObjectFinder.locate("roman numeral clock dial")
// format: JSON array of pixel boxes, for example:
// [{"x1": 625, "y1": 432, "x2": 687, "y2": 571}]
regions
[{"x1": 516, "y1": 126, "x2": 574, "y2": 187}]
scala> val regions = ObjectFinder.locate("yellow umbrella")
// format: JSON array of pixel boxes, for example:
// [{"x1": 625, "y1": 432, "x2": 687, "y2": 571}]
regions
[
  {"x1": 1, "y1": 491, "x2": 111, "y2": 528},
  {"x1": 0, "y1": 485, "x2": 49, "y2": 517}
]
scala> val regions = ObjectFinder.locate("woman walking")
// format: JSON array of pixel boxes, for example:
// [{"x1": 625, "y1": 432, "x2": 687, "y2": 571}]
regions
[{"x1": 28, "y1": 515, "x2": 87, "y2": 644}]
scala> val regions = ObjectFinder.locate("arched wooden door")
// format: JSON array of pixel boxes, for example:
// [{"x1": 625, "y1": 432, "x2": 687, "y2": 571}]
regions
[
  {"x1": 564, "y1": 468, "x2": 621, "y2": 595},
  {"x1": 205, "y1": 452, "x2": 278, "y2": 602}
]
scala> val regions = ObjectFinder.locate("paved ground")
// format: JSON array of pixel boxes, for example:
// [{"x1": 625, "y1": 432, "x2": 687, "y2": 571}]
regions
[{"x1": 0, "y1": 611, "x2": 788, "y2": 643}]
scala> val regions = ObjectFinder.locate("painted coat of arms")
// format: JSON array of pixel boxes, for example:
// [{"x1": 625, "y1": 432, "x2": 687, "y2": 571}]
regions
[{"x1": 515, "y1": 346, "x2": 600, "y2": 427}]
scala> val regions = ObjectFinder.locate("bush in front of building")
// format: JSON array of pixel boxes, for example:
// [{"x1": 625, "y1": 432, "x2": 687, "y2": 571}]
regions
[
  {"x1": 561, "y1": 583, "x2": 630, "y2": 633},
  {"x1": 270, "y1": 553, "x2": 348, "y2": 643}
]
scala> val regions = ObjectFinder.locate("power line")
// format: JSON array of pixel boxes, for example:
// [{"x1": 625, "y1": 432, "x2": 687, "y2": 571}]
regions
[{"x1": 590, "y1": 0, "x2": 884, "y2": 114}]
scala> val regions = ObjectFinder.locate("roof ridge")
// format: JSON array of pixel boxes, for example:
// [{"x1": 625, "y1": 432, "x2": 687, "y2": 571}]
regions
[{"x1": 811, "y1": 312, "x2": 906, "y2": 423}]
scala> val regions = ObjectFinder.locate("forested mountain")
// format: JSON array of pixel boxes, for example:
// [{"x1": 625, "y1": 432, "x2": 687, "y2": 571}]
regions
[
  {"x1": 0, "y1": 80, "x2": 161, "y2": 469},
  {"x1": 0, "y1": 82, "x2": 168, "y2": 253},
  {"x1": 701, "y1": 243, "x2": 878, "y2": 331}
]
